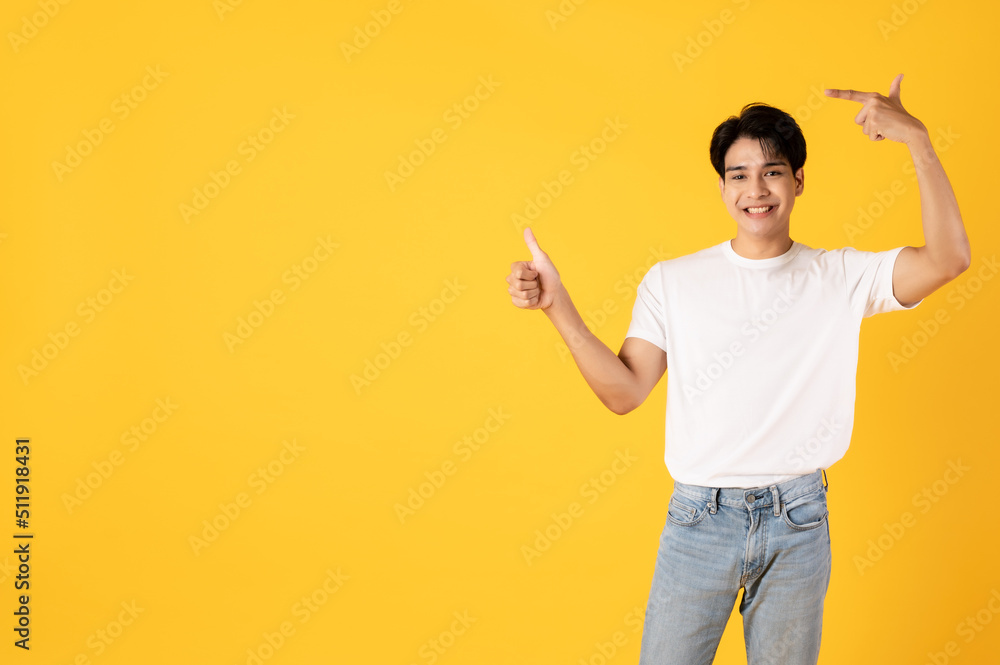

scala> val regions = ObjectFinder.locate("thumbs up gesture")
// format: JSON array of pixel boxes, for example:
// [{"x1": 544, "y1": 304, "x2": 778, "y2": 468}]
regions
[
  {"x1": 824, "y1": 73, "x2": 927, "y2": 144},
  {"x1": 507, "y1": 227, "x2": 562, "y2": 310}
]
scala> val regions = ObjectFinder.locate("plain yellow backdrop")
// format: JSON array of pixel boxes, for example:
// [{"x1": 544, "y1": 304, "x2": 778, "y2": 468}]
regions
[{"x1": 2, "y1": 0, "x2": 998, "y2": 663}]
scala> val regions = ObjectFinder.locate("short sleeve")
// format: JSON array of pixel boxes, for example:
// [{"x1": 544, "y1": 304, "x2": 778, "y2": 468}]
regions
[
  {"x1": 842, "y1": 246, "x2": 923, "y2": 318},
  {"x1": 625, "y1": 262, "x2": 667, "y2": 353}
]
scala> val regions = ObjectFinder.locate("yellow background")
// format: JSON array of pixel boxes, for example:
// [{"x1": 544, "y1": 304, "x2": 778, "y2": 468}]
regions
[{"x1": 3, "y1": 0, "x2": 998, "y2": 662}]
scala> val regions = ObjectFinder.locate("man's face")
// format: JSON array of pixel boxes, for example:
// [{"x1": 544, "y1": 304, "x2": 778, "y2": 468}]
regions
[{"x1": 718, "y1": 136, "x2": 804, "y2": 242}]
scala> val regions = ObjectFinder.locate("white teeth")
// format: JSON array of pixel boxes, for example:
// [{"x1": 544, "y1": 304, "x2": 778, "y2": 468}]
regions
[{"x1": 746, "y1": 206, "x2": 772, "y2": 214}]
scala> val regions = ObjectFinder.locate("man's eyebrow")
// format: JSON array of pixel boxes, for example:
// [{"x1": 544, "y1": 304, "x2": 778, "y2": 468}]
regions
[{"x1": 724, "y1": 160, "x2": 789, "y2": 173}]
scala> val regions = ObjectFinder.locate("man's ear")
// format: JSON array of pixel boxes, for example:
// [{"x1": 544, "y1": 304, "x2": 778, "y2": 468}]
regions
[
  {"x1": 718, "y1": 176, "x2": 724, "y2": 197},
  {"x1": 794, "y1": 168, "x2": 804, "y2": 196}
]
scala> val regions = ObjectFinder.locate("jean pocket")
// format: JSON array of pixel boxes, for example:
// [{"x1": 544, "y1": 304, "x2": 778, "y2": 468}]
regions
[
  {"x1": 780, "y1": 488, "x2": 829, "y2": 531},
  {"x1": 666, "y1": 491, "x2": 708, "y2": 526}
]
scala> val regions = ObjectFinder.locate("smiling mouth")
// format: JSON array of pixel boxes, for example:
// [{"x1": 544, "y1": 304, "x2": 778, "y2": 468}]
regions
[{"x1": 742, "y1": 205, "x2": 776, "y2": 218}]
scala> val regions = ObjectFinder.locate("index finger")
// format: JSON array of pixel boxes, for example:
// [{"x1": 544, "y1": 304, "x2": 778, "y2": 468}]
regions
[
  {"x1": 510, "y1": 261, "x2": 537, "y2": 279},
  {"x1": 824, "y1": 88, "x2": 877, "y2": 103}
]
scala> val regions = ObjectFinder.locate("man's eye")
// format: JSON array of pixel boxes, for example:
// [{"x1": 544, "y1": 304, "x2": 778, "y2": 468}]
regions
[{"x1": 731, "y1": 175, "x2": 743, "y2": 180}]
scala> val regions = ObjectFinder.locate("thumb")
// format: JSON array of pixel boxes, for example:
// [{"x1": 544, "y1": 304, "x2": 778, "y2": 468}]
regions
[
  {"x1": 523, "y1": 227, "x2": 547, "y2": 262},
  {"x1": 888, "y1": 73, "x2": 903, "y2": 103}
]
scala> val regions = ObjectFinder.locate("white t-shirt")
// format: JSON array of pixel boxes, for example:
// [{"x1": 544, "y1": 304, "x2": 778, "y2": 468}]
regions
[{"x1": 624, "y1": 238, "x2": 921, "y2": 488}]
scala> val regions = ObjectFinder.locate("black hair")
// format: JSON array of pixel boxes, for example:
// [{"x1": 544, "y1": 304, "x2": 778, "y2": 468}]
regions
[{"x1": 709, "y1": 103, "x2": 806, "y2": 179}]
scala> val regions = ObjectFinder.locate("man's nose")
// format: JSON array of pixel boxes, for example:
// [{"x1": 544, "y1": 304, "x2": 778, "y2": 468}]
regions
[{"x1": 747, "y1": 175, "x2": 770, "y2": 197}]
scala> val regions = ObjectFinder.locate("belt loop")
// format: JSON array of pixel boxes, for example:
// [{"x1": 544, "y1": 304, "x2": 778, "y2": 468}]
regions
[
  {"x1": 708, "y1": 488, "x2": 718, "y2": 514},
  {"x1": 769, "y1": 483, "x2": 781, "y2": 517},
  {"x1": 822, "y1": 468, "x2": 829, "y2": 491}
]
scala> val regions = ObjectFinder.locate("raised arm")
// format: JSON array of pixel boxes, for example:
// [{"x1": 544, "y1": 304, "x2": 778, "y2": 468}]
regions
[
  {"x1": 825, "y1": 74, "x2": 971, "y2": 306},
  {"x1": 506, "y1": 227, "x2": 666, "y2": 414}
]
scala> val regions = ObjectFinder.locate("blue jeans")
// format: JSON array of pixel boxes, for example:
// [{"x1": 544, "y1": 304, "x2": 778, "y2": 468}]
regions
[{"x1": 638, "y1": 469, "x2": 831, "y2": 665}]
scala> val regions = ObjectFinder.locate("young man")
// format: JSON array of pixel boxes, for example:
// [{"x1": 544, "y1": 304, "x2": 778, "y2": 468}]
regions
[{"x1": 505, "y1": 74, "x2": 970, "y2": 665}]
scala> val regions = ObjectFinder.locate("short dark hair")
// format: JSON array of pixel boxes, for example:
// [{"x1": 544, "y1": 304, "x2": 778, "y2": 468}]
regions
[{"x1": 709, "y1": 103, "x2": 806, "y2": 179}]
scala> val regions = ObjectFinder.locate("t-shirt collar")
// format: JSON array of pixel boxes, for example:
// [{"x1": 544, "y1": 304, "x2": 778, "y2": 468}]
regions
[{"x1": 721, "y1": 238, "x2": 801, "y2": 269}]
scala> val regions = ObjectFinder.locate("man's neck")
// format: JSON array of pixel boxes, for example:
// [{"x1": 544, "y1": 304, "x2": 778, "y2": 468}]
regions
[{"x1": 730, "y1": 234, "x2": 794, "y2": 260}]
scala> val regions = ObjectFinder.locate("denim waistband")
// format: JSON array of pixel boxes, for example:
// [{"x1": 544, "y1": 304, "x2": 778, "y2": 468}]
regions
[{"x1": 672, "y1": 468, "x2": 828, "y2": 515}]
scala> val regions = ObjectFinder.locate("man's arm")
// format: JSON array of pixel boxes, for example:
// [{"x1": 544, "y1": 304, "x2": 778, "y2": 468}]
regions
[
  {"x1": 890, "y1": 133, "x2": 970, "y2": 306},
  {"x1": 544, "y1": 288, "x2": 667, "y2": 414},
  {"x1": 506, "y1": 228, "x2": 666, "y2": 415},
  {"x1": 825, "y1": 74, "x2": 971, "y2": 306}
]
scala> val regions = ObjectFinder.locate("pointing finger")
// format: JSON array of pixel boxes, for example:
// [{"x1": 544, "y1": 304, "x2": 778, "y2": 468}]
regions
[{"x1": 824, "y1": 88, "x2": 877, "y2": 103}]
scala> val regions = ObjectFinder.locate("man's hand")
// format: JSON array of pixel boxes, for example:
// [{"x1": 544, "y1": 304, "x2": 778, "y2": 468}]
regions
[
  {"x1": 828, "y1": 73, "x2": 971, "y2": 305},
  {"x1": 824, "y1": 73, "x2": 928, "y2": 144},
  {"x1": 506, "y1": 227, "x2": 562, "y2": 310}
]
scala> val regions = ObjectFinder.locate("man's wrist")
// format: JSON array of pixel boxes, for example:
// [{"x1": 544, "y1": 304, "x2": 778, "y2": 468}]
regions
[
  {"x1": 542, "y1": 283, "x2": 570, "y2": 313},
  {"x1": 903, "y1": 119, "x2": 931, "y2": 148},
  {"x1": 905, "y1": 124, "x2": 938, "y2": 170}
]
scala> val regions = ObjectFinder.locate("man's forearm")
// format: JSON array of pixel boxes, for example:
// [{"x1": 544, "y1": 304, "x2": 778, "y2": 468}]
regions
[
  {"x1": 543, "y1": 285, "x2": 638, "y2": 415},
  {"x1": 908, "y1": 130, "x2": 971, "y2": 273}
]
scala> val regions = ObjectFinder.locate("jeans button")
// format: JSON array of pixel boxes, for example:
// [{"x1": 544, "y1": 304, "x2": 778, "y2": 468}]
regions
[{"x1": 747, "y1": 494, "x2": 756, "y2": 502}]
